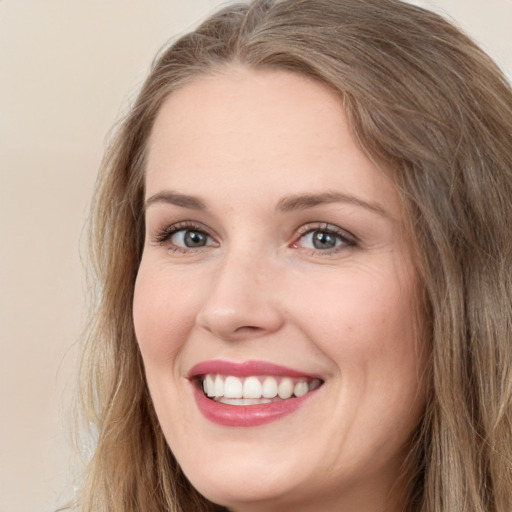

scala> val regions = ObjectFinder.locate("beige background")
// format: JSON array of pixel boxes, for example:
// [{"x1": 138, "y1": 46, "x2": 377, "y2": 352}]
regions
[{"x1": 1, "y1": 1, "x2": 510, "y2": 511}]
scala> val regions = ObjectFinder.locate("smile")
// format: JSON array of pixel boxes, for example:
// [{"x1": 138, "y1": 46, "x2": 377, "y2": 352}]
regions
[
  {"x1": 202, "y1": 374, "x2": 322, "y2": 405},
  {"x1": 189, "y1": 361, "x2": 324, "y2": 427}
]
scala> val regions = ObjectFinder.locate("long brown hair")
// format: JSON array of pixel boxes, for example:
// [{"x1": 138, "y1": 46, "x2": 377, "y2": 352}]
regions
[{"x1": 77, "y1": 1, "x2": 512, "y2": 510}]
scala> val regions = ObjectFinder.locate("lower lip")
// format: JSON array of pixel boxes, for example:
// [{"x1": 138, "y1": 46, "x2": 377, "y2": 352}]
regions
[{"x1": 193, "y1": 385, "x2": 317, "y2": 427}]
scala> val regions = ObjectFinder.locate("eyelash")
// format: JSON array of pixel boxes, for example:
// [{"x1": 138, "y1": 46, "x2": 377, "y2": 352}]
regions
[
  {"x1": 152, "y1": 221, "x2": 357, "y2": 255},
  {"x1": 293, "y1": 223, "x2": 357, "y2": 254},
  {"x1": 153, "y1": 221, "x2": 216, "y2": 253}
]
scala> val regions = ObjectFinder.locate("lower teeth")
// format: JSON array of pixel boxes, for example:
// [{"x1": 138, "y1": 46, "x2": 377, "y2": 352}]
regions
[{"x1": 214, "y1": 397, "x2": 275, "y2": 406}]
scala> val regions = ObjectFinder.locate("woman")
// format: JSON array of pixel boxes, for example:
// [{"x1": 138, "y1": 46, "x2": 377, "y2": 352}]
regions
[{"x1": 78, "y1": 0, "x2": 512, "y2": 511}]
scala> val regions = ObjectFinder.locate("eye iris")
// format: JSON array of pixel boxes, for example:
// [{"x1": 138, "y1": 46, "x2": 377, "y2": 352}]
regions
[
  {"x1": 312, "y1": 231, "x2": 337, "y2": 249},
  {"x1": 184, "y1": 230, "x2": 207, "y2": 247}
]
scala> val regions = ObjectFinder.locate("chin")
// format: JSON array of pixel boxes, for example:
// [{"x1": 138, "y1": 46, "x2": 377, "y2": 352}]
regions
[
  {"x1": 172, "y1": 439, "x2": 324, "y2": 510},
  {"x1": 187, "y1": 468, "x2": 311, "y2": 512}
]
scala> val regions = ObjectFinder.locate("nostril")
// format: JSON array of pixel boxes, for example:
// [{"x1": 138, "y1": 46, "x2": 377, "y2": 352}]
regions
[{"x1": 235, "y1": 325, "x2": 261, "y2": 333}]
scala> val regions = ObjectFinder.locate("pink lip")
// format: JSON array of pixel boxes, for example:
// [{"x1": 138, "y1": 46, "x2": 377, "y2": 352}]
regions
[
  {"x1": 188, "y1": 360, "x2": 322, "y2": 427},
  {"x1": 188, "y1": 360, "x2": 320, "y2": 379}
]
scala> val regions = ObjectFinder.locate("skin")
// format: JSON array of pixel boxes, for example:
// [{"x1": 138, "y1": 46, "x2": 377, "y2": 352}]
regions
[{"x1": 133, "y1": 68, "x2": 427, "y2": 512}]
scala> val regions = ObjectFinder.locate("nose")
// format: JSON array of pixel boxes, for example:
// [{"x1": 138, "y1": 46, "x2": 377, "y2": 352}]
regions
[{"x1": 196, "y1": 248, "x2": 285, "y2": 341}]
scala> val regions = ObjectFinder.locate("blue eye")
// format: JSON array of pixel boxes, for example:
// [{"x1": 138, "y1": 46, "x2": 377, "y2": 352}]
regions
[
  {"x1": 296, "y1": 225, "x2": 356, "y2": 252},
  {"x1": 170, "y1": 229, "x2": 215, "y2": 248},
  {"x1": 300, "y1": 230, "x2": 343, "y2": 250},
  {"x1": 153, "y1": 222, "x2": 218, "y2": 252}
]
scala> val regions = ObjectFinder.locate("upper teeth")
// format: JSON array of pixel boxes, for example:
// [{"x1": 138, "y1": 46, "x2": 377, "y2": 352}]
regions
[{"x1": 202, "y1": 374, "x2": 321, "y2": 400}]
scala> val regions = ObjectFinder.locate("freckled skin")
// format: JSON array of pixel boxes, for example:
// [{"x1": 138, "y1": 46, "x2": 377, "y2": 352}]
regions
[{"x1": 134, "y1": 68, "x2": 427, "y2": 512}]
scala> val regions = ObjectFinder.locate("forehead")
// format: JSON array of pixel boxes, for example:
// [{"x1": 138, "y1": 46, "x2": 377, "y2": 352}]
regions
[
  {"x1": 147, "y1": 68, "x2": 346, "y2": 167},
  {"x1": 145, "y1": 67, "x2": 400, "y2": 219}
]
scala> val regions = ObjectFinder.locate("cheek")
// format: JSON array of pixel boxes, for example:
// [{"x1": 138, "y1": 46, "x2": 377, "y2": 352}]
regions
[
  {"x1": 292, "y1": 266, "x2": 417, "y2": 356},
  {"x1": 290, "y1": 263, "x2": 424, "y2": 410},
  {"x1": 132, "y1": 260, "x2": 200, "y2": 366}
]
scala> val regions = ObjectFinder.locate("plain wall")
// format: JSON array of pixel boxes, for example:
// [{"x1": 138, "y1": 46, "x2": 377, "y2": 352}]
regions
[{"x1": 1, "y1": 1, "x2": 510, "y2": 511}]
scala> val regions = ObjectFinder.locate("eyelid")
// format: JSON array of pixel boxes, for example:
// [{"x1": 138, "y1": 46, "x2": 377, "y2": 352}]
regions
[
  {"x1": 151, "y1": 221, "x2": 218, "y2": 246},
  {"x1": 292, "y1": 222, "x2": 358, "y2": 251}
]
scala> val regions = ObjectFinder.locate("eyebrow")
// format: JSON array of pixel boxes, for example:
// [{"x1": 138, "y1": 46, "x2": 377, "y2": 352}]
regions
[
  {"x1": 276, "y1": 192, "x2": 389, "y2": 217},
  {"x1": 145, "y1": 191, "x2": 207, "y2": 211},
  {"x1": 144, "y1": 190, "x2": 389, "y2": 218}
]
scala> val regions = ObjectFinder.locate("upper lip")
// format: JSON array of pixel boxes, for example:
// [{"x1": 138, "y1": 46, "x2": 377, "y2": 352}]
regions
[{"x1": 188, "y1": 360, "x2": 322, "y2": 380}]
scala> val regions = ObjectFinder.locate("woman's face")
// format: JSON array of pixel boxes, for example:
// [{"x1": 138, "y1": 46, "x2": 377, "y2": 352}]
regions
[{"x1": 134, "y1": 68, "x2": 426, "y2": 512}]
